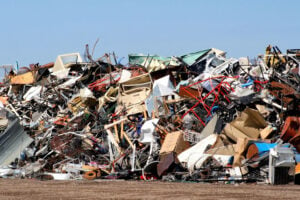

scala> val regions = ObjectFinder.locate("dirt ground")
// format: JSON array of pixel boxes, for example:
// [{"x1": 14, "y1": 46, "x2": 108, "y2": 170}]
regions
[{"x1": 0, "y1": 179, "x2": 299, "y2": 200}]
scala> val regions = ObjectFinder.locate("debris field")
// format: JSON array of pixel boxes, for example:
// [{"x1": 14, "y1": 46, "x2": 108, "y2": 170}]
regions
[{"x1": 0, "y1": 44, "x2": 300, "y2": 186}]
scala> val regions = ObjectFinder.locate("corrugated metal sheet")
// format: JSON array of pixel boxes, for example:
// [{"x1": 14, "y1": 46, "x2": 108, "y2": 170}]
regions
[{"x1": 0, "y1": 118, "x2": 33, "y2": 166}]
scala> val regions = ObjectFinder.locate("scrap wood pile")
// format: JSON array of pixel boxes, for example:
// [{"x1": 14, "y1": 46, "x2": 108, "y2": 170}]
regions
[{"x1": 0, "y1": 44, "x2": 300, "y2": 184}]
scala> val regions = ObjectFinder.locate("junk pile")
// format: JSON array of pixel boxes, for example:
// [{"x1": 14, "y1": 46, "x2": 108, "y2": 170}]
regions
[{"x1": 0, "y1": 45, "x2": 300, "y2": 185}]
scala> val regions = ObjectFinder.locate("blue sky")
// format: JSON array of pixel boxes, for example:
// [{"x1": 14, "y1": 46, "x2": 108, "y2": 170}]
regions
[{"x1": 0, "y1": 0, "x2": 299, "y2": 67}]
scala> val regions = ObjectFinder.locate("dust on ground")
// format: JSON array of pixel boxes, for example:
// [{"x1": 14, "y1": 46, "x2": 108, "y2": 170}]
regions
[{"x1": 0, "y1": 179, "x2": 299, "y2": 200}]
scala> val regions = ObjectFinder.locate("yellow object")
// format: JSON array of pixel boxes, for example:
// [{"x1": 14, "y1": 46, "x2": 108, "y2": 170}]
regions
[
  {"x1": 295, "y1": 163, "x2": 300, "y2": 174},
  {"x1": 10, "y1": 71, "x2": 35, "y2": 85},
  {"x1": 83, "y1": 171, "x2": 97, "y2": 180}
]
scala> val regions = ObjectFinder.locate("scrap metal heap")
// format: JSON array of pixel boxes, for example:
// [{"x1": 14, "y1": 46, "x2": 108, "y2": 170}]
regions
[{"x1": 0, "y1": 45, "x2": 300, "y2": 184}]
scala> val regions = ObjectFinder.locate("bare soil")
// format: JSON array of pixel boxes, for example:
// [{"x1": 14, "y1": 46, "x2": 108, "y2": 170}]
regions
[{"x1": 0, "y1": 179, "x2": 299, "y2": 200}]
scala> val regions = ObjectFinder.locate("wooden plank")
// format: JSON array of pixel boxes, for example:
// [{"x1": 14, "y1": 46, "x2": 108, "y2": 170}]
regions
[{"x1": 11, "y1": 71, "x2": 35, "y2": 84}]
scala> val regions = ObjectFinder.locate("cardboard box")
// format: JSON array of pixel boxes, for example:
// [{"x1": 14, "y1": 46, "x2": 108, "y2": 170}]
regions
[
  {"x1": 223, "y1": 108, "x2": 267, "y2": 142},
  {"x1": 160, "y1": 131, "x2": 190, "y2": 155}
]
